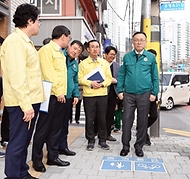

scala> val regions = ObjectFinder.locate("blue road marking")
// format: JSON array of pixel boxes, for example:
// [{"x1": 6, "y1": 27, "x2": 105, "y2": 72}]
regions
[
  {"x1": 103, "y1": 156, "x2": 163, "y2": 163},
  {"x1": 101, "y1": 160, "x2": 131, "y2": 171},
  {"x1": 135, "y1": 162, "x2": 166, "y2": 173},
  {"x1": 101, "y1": 156, "x2": 166, "y2": 173},
  {"x1": 132, "y1": 157, "x2": 163, "y2": 163},
  {"x1": 102, "y1": 156, "x2": 133, "y2": 161}
]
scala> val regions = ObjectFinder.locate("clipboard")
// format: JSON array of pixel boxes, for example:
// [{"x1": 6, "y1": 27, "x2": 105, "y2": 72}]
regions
[{"x1": 40, "y1": 80, "x2": 53, "y2": 113}]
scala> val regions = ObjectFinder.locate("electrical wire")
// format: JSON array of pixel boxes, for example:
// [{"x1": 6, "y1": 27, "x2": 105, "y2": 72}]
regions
[
  {"x1": 107, "y1": 0, "x2": 129, "y2": 21},
  {"x1": 123, "y1": 0, "x2": 130, "y2": 21},
  {"x1": 128, "y1": 0, "x2": 135, "y2": 39},
  {"x1": 131, "y1": 0, "x2": 135, "y2": 34},
  {"x1": 128, "y1": 0, "x2": 131, "y2": 39}
]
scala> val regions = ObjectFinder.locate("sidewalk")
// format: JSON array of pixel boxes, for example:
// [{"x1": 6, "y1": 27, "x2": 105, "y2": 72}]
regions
[{"x1": 1, "y1": 124, "x2": 190, "y2": 179}]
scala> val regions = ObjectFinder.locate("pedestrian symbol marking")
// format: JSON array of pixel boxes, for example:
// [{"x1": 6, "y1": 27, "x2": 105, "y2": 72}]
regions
[
  {"x1": 100, "y1": 156, "x2": 167, "y2": 173},
  {"x1": 101, "y1": 160, "x2": 131, "y2": 171}
]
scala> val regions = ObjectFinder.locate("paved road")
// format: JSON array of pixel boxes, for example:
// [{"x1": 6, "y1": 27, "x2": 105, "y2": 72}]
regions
[
  {"x1": 72, "y1": 103, "x2": 190, "y2": 138},
  {"x1": 160, "y1": 105, "x2": 190, "y2": 136},
  {"x1": 1, "y1": 104, "x2": 190, "y2": 178}
]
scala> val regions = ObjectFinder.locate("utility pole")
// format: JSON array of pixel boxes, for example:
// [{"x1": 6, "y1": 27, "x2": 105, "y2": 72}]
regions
[
  {"x1": 141, "y1": 0, "x2": 161, "y2": 137},
  {"x1": 141, "y1": 0, "x2": 151, "y2": 49}
]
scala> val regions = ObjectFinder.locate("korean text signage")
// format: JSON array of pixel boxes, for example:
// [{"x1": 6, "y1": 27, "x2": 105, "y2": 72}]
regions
[
  {"x1": 29, "y1": 0, "x2": 61, "y2": 15},
  {"x1": 160, "y1": 2, "x2": 185, "y2": 11}
]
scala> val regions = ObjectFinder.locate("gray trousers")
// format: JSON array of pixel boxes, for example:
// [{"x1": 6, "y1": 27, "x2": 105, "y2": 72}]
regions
[{"x1": 122, "y1": 91, "x2": 151, "y2": 150}]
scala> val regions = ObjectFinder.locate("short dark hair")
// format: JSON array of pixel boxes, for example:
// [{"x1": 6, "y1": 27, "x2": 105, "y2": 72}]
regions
[
  {"x1": 43, "y1": 37, "x2": 52, "y2": 45},
  {"x1": 0, "y1": 36, "x2": 4, "y2": 45},
  {"x1": 132, "y1": 32, "x2": 147, "y2": 39},
  {"x1": 148, "y1": 49, "x2": 157, "y2": 56},
  {"x1": 13, "y1": 3, "x2": 39, "y2": 28},
  {"x1": 70, "y1": 40, "x2": 84, "y2": 52},
  {"x1": 52, "y1": 25, "x2": 70, "y2": 40},
  {"x1": 87, "y1": 39, "x2": 100, "y2": 48},
  {"x1": 104, "y1": 46, "x2": 117, "y2": 54}
]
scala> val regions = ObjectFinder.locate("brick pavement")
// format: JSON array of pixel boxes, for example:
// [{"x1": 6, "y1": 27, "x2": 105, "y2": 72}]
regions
[{"x1": 0, "y1": 125, "x2": 190, "y2": 179}]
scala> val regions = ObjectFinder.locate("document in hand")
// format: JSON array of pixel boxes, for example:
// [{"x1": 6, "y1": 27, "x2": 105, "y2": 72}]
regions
[
  {"x1": 40, "y1": 80, "x2": 53, "y2": 113},
  {"x1": 84, "y1": 66, "x2": 105, "y2": 83}
]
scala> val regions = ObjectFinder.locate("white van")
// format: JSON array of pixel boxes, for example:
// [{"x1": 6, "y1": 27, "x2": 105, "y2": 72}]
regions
[{"x1": 159, "y1": 72, "x2": 190, "y2": 110}]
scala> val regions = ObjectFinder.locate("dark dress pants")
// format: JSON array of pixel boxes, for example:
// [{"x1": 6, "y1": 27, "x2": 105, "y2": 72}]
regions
[
  {"x1": 1, "y1": 107, "x2": 9, "y2": 143},
  {"x1": 75, "y1": 99, "x2": 82, "y2": 122},
  {"x1": 59, "y1": 98, "x2": 72, "y2": 150},
  {"x1": 106, "y1": 90, "x2": 117, "y2": 137},
  {"x1": 32, "y1": 95, "x2": 66, "y2": 162},
  {"x1": 148, "y1": 99, "x2": 158, "y2": 128},
  {"x1": 69, "y1": 98, "x2": 74, "y2": 122},
  {"x1": 122, "y1": 91, "x2": 150, "y2": 150},
  {"x1": 5, "y1": 103, "x2": 40, "y2": 179},
  {"x1": 83, "y1": 95, "x2": 108, "y2": 144}
]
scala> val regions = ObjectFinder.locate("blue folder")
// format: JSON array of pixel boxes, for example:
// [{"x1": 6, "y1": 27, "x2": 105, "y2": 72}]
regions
[{"x1": 87, "y1": 71, "x2": 104, "y2": 83}]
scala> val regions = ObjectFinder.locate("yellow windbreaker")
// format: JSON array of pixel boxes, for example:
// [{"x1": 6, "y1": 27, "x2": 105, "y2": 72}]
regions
[
  {"x1": 38, "y1": 40, "x2": 67, "y2": 96},
  {"x1": 0, "y1": 28, "x2": 45, "y2": 112},
  {"x1": 78, "y1": 56, "x2": 112, "y2": 97}
]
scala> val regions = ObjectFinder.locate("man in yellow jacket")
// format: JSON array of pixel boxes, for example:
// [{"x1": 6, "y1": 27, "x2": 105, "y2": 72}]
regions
[
  {"x1": 32, "y1": 25, "x2": 71, "y2": 173},
  {"x1": 78, "y1": 39, "x2": 112, "y2": 151},
  {"x1": 0, "y1": 4, "x2": 45, "y2": 179}
]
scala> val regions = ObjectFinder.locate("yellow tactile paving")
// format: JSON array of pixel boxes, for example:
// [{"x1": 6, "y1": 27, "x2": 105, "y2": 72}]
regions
[{"x1": 29, "y1": 126, "x2": 84, "y2": 178}]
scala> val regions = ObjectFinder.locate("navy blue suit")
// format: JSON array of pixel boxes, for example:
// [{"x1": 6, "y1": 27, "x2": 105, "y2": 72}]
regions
[
  {"x1": 106, "y1": 61, "x2": 120, "y2": 137},
  {"x1": 5, "y1": 104, "x2": 40, "y2": 178}
]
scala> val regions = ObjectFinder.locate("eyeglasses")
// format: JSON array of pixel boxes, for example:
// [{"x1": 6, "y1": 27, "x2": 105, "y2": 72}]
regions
[
  {"x1": 69, "y1": 36, "x2": 72, "y2": 42},
  {"x1": 109, "y1": 53, "x2": 116, "y2": 56},
  {"x1": 73, "y1": 46, "x2": 82, "y2": 54},
  {"x1": 37, "y1": 19, "x2": 41, "y2": 25},
  {"x1": 133, "y1": 39, "x2": 146, "y2": 43}
]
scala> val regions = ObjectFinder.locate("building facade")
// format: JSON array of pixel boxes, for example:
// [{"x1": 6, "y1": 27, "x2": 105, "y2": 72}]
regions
[
  {"x1": 161, "y1": 17, "x2": 190, "y2": 71},
  {"x1": 0, "y1": 0, "x2": 9, "y2": 38},
  {"x1": 0, "y1": 0, "x2": 107, "y2": 51},
  {"x1": 29, "y1": 0, "x2": 107, "y2": 49}
]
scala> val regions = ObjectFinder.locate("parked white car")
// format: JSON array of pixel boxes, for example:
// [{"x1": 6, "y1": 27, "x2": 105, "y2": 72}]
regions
[{"x1": 159, "y1": 72, "x2": 190, "y2": 110}]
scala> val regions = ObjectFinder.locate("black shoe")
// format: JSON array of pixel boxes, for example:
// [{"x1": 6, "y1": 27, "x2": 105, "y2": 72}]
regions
[
  {"x1": 111, "y1": 124, "x2": 115, "y2": 131},
  {"x1": 106, "y1": 135, "x2": 117, "y2": 141},
  {"x1": 33, "y1": 162, "x2": 46, "y2": 172},
  {"x1": 113, "y1": 128, "x2": 120, "y2": 133},
  {"x1": 120, "y1": 149, "x2": 129, "y2": 156},
  {"x1": 47, "y1": 158, "x2": 70, "y2": 166},
  {"x1": 59, "y1": 148, "x2": 76, "y2": 156},
  {"x1": 98, "y1": 142, "x2": 110, "y2": 150},
  {"x1": 145, "y1": 134, "x2": 151, "y2": 146},
  {"x1": 0, "y1": 151, "x2": 5, "y2": 158},
  {"x1": 135, "y1": 149, "x2": 144, "y2": 157},
  {"x1": 75, "y1": 121, "x2": 80, "y2": 124},
  {"x1": 145, "y1": 139, "x2": 151, "y2": 146},
  {"x1": 1, "y1": 141, "x2": 8, "y2": 147},
  {"x1": 22, "y1": 173, "x2": 38, "y2": 179},
  {"x1": 86, "y1": 143, "x2": 94, "y2": 151}
]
